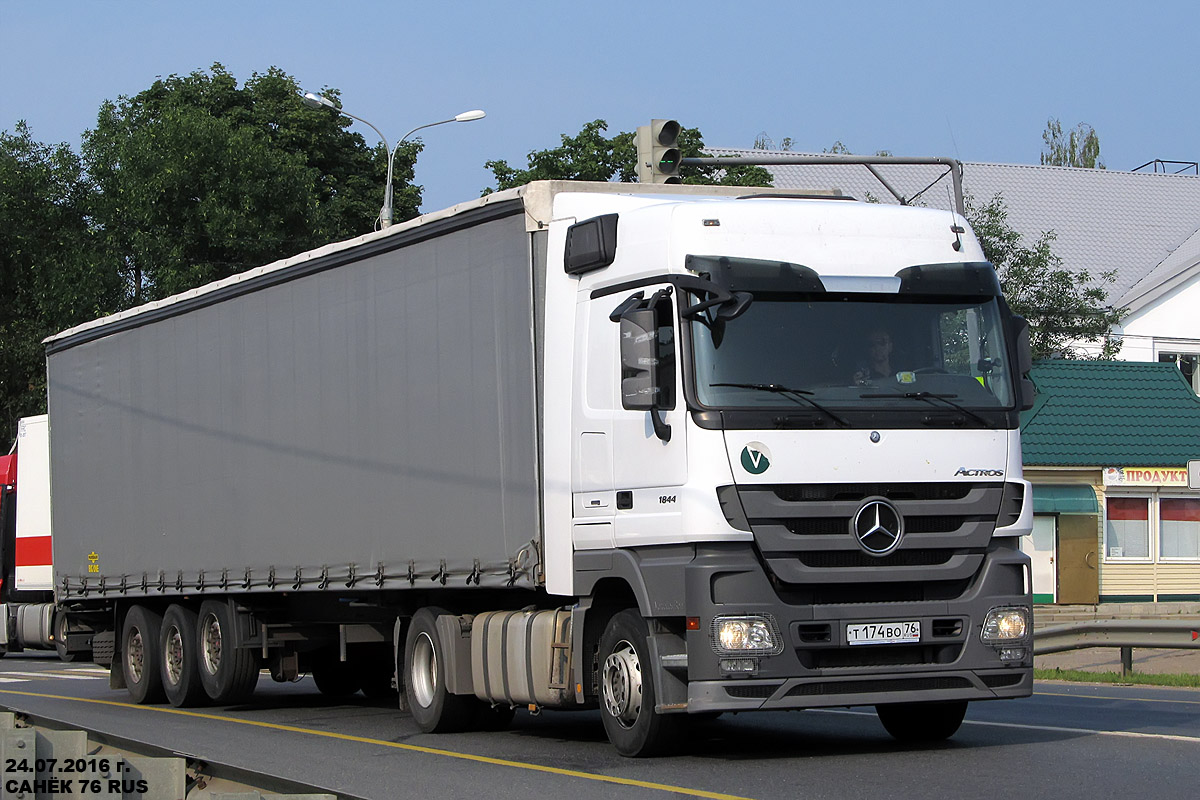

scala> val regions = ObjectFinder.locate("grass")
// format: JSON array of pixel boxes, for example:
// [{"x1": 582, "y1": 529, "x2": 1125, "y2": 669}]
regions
[{"x1": 1035, "y1": 667, "x2": 1200, "y2": 688}]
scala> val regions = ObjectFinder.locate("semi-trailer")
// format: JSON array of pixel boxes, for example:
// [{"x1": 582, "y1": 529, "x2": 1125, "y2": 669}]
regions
[{"x1": 44, "y1": 178, "x2": 1035, "y2": 755}]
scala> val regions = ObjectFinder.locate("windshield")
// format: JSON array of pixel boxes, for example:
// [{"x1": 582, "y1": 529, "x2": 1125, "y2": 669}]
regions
[{"x1": 691, "y1": 293, "x2": 1016, "y2": 411}]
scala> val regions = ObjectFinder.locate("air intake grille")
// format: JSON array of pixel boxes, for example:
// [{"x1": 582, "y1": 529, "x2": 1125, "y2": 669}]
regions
[
  {"x1": 725, "y1": 684, "x2": 782, "y2": 699},
  {"x1": 786, "y1": 676, "x2": 972, "y2": 697},
  {"x1": 772, "y1": 483, "x2": 980, "y2": 503},
  {"x1": 796, "y1": 550, "x2": 953, "y2": 569}
]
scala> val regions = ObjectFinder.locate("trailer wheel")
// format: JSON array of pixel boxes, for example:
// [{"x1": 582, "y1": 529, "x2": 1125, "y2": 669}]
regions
[
  {"x1": 875, "y1": 700, "x2": 968, "y2": 742},
  {"x1": 598, "y1": 609, "x2": 679, "y2": 757},
  {"x1": 197, "y1": 600, "x2": 260, "y2": 704},
  {"x1": 54, "y1": 612, "x2": 79, "y2": 663},
  {"x1": 160, "y1": 604, "x2": 207, "y2": 707},
  {"x1": 122, "y1": 605, "x2": 166, "y2": 704},
  {"x1": 404, "y1": 607, "x2": 476, "y2": 732}
]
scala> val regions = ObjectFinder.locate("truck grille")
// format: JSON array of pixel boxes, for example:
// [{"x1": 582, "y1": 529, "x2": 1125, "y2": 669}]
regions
[
  {"x1": 798, "y1": 643, "x2": 963, "y2": 669},
  {"x1": 725, "y1": 481, "x2": 1006, "y2": 584}
]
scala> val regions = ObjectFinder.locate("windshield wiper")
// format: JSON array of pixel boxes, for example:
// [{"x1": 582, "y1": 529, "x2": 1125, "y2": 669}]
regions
[
  {"x1": 712, "y1": 382, "x2": 850, "y2": 427},
  {"x1": 859, "y1": 391, "x2": 993, "y2": 428}
]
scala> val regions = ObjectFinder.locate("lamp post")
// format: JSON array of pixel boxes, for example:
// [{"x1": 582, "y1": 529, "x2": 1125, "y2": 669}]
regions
[{"x1": 301, "y1": 93, "x2": 485, "y2": 228}]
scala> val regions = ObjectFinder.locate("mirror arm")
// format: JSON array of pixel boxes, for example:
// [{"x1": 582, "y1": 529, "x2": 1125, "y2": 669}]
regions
[{"x1": 650, "y1": 408, "x2": 672, "y2": 442}]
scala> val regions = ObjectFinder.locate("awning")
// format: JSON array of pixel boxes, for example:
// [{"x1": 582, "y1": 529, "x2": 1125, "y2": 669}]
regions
[{"x1": 1032, "y1": 484, "x2": 1098, "y2": 515}]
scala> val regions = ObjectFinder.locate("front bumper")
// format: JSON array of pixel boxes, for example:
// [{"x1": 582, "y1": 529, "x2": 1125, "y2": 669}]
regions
[{"x1": 680, "y1": 540, "x2": 1032, "y2": 712}]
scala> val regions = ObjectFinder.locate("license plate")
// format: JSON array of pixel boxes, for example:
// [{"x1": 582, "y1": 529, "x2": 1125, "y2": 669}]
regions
[{"x1": 846, "y1": 621, "x2": 920, "y2": 646}]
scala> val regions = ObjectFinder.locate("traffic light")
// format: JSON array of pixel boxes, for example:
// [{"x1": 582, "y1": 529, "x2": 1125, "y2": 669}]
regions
[{"x1": 636, "y1": 119, "x2": 683, "y2": 184}]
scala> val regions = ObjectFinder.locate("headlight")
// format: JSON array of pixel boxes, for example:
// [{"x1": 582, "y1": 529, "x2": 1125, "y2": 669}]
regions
[
  {"x1": 711, "y1": 615, "x2": 784, "y2": 655},
  {"x1": 981, "y1": 607, "x2": 1029, "y2": 643}
]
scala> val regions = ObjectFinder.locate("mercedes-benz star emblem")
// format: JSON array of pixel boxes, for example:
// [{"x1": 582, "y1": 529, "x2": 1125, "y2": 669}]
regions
[{"x1": 852, "y1": 498, "x2": 904, "y2": 556}]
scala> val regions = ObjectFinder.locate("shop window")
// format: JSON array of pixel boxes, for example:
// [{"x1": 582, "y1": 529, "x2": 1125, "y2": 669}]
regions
[
  {"x1": 1160, "y1": 497, "x2": 1200, "y2": 559},
  {"x1": 1159, "y1": 352, "x2": 1200, "y2": 393},
  {"x1": 1106, "y1": 497, "x2": 1149, "y2": 559}
]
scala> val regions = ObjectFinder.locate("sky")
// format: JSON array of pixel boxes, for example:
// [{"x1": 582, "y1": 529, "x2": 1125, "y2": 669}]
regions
[{"x1": 2, "y1": 1, "x2": 1196, "y2": 213}]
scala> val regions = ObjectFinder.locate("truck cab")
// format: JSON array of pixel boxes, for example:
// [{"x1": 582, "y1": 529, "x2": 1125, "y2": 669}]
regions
[{"x1": 546, "y1": 191, "x2": 1033, "y2": 753}]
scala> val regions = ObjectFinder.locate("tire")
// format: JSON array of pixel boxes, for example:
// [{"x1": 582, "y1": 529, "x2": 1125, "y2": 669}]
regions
[
  {"x1": 311, "y1": 649, "x2": 362, "y2": 697},
  {"x1": 160, "y1": 604, "x2": 207, "y2": 707},
  {"x1": 598, "y1": 609, "x2": 680, "y2": 757},
  {"x1": 54, "y1": 612, "x2": 78, "y2": 663},
  {"x1": 121, "y1": 605, "x2": 165, "y2": 704},
  {"x1": 403, "y1": 607, "x2": 477, "y2": 733},
  {"x1": 197, "y1": 600, "x2": 260, "y2": 704},
  {"x1": 875, "y1": 700, "x2": 968, "y2": 742}
]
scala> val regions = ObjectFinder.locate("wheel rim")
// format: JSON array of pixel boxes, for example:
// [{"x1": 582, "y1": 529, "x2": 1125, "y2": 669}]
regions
[
  {"x1": 126, "y1": 629, "x2": 145, "y2": 683},
  {"x1": 164, "y1": 625, "x2": 185, "y2": 685},
  {"x1": 410, "y1": 631, "x2": 437, "y2": 708},
  {"x1": 601, "y1": 639, "x2": 642, "y2": 729},
  {"x1": 202, "y1": 615, "x2": 223, "y2": 675}
]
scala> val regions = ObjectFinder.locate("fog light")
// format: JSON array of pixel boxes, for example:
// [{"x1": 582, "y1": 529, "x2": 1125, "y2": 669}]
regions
[
  {"x1": 712, "y1": 615, "x2": 784, "y2": 655},
  {"x1": 999, "y1": 647, "x2": 1028, "y2": 662},
  {"x1": 719, "y1": 658, "x2": 758, "y2": 673},
  {"x1": 981, "y1": 607, "x2": 1029, "y2": 643}
]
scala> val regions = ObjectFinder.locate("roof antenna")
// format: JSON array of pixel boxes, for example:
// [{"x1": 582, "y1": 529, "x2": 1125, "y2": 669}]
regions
[{"x1": 947, "y1": 184, "x2": 964, "y2": 251}]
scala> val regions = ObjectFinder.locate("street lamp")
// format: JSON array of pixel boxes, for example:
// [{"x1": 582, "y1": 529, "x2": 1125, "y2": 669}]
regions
[{"x1": 301, "y1": 93, "x2": 486, "y2": 228}]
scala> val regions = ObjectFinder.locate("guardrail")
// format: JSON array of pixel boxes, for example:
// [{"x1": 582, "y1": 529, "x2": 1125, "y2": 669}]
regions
[
  {"x1": 1033, "y1": 619, "x2": 1200, "y2": 675},
  {"x1": 0, "y1": 710, "x2": 345, "y2": 800}
]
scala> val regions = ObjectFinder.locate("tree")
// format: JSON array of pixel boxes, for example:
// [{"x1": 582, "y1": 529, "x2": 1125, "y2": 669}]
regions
[
  {"x1": 0, "y1": 123, "x2": 122, "y2": 435},
  {"x1": 483, "y1": 120, "x2": 773, "y2": 193},
  {"x1": 967, "y1": 193, "x2": 1124, "y2": 359},
  {"x1": 1041, "y1": 118, "x2": 1104, "y2": 169},
  {"x1": 83, "y1": 64, "x2": 420, "y2": 302}
]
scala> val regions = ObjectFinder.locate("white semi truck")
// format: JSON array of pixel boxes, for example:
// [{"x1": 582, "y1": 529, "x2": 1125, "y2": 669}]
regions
[{"x1": 45, "y1": 179, "x2": 1035, "y2": 756}]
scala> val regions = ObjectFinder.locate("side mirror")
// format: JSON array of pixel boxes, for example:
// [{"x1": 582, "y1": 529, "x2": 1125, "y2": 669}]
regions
[
  {"x1": 620, "y1": 308, "x2": 659, "y2": 411},
  {"x1": 1013, "y1": 315, "x2": 1033, "y2": 374},
  {"x1": 1012, "y1": 315, "x2": 1036, "y2": 411}
]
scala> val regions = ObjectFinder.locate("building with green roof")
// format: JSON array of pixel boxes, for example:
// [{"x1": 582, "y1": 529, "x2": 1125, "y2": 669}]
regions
[{"x1": 1020, "y1": 360, "x2": 1200, "y2": 604}]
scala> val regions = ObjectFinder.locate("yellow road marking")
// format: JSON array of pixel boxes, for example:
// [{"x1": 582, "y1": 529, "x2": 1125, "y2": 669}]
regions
[
  {"x1": 1035, "y1": 689, "x2": 1200, "y2": 706},
  {"x1": 0, "y1": 689, "x2": 754, "y2": 800}
]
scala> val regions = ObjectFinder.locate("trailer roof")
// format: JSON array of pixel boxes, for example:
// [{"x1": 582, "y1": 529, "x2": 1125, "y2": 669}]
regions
[{"x1": 45, "y1": 181, "x2": 840, "y2": 350}]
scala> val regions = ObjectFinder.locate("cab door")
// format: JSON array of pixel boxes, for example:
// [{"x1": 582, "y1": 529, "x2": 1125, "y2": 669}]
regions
[{"x1": 571, "y1": 285, "x2": 688, "y2": 548}]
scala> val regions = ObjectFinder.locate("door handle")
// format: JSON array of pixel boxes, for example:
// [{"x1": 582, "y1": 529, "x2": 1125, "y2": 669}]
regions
[{"x1": 1085, "y1": 551, "x2": 1095, "y2": 569}]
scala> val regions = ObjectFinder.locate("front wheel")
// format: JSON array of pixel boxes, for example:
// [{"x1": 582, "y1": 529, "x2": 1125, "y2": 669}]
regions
[
  {"x1": 875, "y1": 700, "x2": 968, "y2": 742},
  {"x1": 598, "y1": 609, "x2": 679, "y2": 757}
]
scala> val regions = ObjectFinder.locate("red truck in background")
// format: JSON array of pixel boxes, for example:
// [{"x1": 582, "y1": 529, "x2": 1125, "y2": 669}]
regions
[{"x1": 0, "y1": 415, "x2": 86, "y2": 661}]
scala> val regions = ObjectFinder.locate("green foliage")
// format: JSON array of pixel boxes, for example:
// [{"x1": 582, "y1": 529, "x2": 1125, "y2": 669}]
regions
[
  {"x1": 484, "y1": 120, "x2": 636, "y2": 190},
  {"x1": 83, "y1": 64, "x2": 419, "y2": 302},
  {"x1": 967, "y1": 193, "x2": 1125, "y2": 359},
  {"x1": 1041, "y1": 118, "x2": 1105, "y2": 169},
  {"x1": 483, "y1": 120, "x2": 772, "y2": 193},
  {"x1": 0, "y1": 123, "x2": 122, "y2": 435}
]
